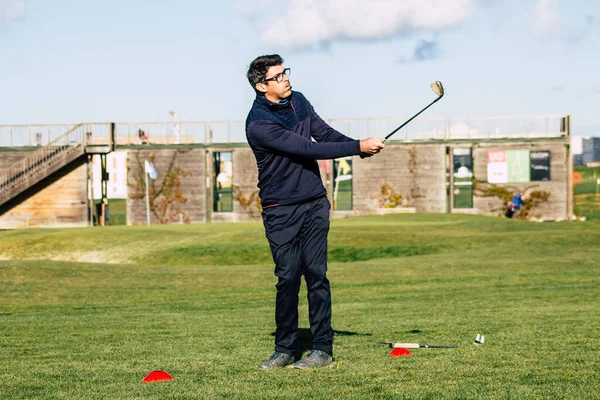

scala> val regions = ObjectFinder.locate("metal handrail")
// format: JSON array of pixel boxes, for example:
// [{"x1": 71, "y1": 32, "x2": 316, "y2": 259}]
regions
[
  {"x1": 0, "y1": 115, "x2": 570, "y2": 147},
  {"x1": 0, "y1": 124, "x2": 87, "y2": 203},
  {"x1": 327, "y1": 114, "x2": 568, "y2": 122},
  {"x1": 110, "y1": 115, "x2": 571, "y2": 143}
]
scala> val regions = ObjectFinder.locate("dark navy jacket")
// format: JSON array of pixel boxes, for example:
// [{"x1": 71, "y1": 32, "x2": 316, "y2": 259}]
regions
[{"x1": 246, "y1": 91, "x2": 361, "y2": 207}]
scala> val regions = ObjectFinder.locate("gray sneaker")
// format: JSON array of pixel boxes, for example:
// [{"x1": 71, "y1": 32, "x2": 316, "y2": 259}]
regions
[
  {"x1": 258, "y1": 352, "x2": 295, "y2": 370},
  {"x1": 293, "y1": 350, "x2": 333, "y2": 369}
]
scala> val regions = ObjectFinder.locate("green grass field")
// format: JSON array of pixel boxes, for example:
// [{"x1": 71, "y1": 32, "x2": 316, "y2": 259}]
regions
[
  {"x1": 1, "y1": 213, "x2": 599, "y2": 399},
  {"x1": 574, "y1": 166, "x2": 600, "y2": 221},
  {"x1": 574, "y1": 166, "x2": 600, "y2": 197},
  {"x1": 107, "y1": 198, "x2": 127, "y2": 226}
]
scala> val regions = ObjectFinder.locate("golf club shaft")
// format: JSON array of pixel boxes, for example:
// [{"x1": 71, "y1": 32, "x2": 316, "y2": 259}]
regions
[
  {"x1": 383, "y1": 95, "x2": 443, "y2": 143},
  {"x1": 383, "y1": 342, "x2": 459, "y2": 349}
]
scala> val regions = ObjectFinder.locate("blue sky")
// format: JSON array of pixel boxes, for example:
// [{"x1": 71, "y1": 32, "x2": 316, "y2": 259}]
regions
[{"x1": 1, "y1": 0, "x2": 599, "y2": 135}]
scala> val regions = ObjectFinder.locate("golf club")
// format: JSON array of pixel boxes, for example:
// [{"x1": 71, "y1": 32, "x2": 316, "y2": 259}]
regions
[
  {"x1": 380, "y1": 342, "x2": 459, "y2": 349},
  {"x1": 337, "y1": 338, "x2": 464, "y2": 350},
  {"x1": 382, "y1": 81, "x2": 445, "y2": 143}
]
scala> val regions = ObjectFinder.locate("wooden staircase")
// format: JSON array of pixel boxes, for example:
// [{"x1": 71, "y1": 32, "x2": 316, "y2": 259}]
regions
[{"x1": 0, "y1": 124, "x2": 105, "y2": 215}]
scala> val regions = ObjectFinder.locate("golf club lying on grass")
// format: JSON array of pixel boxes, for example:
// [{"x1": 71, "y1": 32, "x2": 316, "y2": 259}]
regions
[
  {"x1": 382, "y1": 81, "x2": 445, "y2": 143},
  {"x1": 380, "y1": 341, "x2": 459, "y2": 349},
  {"x1": 336, "y1": 340, "x2": 459, "y2": 349}
]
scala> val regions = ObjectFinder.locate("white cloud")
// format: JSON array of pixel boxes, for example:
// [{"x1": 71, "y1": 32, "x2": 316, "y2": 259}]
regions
[
  {"x1": 531, "y1": 0, "x2": 562, "y2": 38},
  {"x1": 255, "y1": 0, "x2": 477, "y2": 50},
  {"x1": 1, "y1": 0, "x2": 26, "y2": 22}
]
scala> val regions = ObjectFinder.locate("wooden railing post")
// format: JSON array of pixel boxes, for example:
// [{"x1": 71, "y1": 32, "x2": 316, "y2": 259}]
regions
[{"x1": 110, "y1": 123, "x2": 116, "y2": 151}]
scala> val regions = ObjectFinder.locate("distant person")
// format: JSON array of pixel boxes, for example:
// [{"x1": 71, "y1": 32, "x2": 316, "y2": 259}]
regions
[
  {"x1": 138, "y1": 129, "x2": 149, "y2": 145},
  {"x1": 170, "y1": 111, "x2": 180, "y2": 144},
  {"x1": 505, "y1": 192, "x2": 524, "y2": 218},
  {"x1": 245, "y1": 54, "x2": 384, "y2": 370}
]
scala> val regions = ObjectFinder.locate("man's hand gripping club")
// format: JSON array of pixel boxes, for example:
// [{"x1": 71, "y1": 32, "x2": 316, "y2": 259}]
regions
[{"x1": 360, "y1": 137, "x2": 385, "y2": 157}]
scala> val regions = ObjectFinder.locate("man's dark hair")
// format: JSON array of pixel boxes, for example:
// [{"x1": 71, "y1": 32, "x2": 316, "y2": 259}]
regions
[{"x1": 247, "y1": 54, "x2": 284, "y2": 96}]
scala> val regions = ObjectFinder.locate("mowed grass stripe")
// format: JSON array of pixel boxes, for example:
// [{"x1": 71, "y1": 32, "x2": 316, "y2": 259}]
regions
[{"x1": 1, "y1": 214, "x2": 599, "y2": 399}]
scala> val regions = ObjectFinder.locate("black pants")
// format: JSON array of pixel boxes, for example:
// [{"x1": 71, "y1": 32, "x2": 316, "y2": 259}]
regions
[
  {"x1": 261, "y1": 196, "x2": 333, "y2": 356},
  {"x1": 505, "y1": 205, "x2": 515, "y2": 218}
]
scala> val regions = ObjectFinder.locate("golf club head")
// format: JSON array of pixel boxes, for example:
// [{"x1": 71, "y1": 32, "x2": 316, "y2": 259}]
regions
[
  {"x1": 473, "y1": 333, "x2": 485, "y2": 345},
  {"x1": 430, "y1": 81, "x2": 444, "y2": 97}
]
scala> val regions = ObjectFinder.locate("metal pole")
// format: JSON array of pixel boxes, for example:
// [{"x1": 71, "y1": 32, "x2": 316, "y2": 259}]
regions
[
  {"x1": 566, "y1": 115, "x2": 573, "y2": 220},
  {"x1": 205, "y1": 150, "x2": 211, "y2": 223},
  {"x1": 110, "y1": 122, "x2": 115, "y2": 151},
  {"x1": 449, "y1": 147, "x2": 455, "y2": 211},
  {"x1": 145, "y1": 171, "x2": 150, "y2": 226},
  {"x1": 100, "y1": 154, "x2": 108, "y2": 226},
  {"x1": 87, "y1": 155, "x2": 94, "y2": 226}
]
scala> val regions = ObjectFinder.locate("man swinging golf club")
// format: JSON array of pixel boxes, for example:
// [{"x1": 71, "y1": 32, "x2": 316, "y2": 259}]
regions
[{"x1": 246, "y1": 54, "x2": 384, "y2": 369}]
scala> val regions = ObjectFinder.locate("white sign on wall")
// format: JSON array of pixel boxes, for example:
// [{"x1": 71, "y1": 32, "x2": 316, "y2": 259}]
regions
[{"x1": 487, "y1": 150, "x2": 507, "y2": 183}]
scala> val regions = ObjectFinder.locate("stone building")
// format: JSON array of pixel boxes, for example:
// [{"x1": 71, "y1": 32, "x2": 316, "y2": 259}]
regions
[{"x1": 0, "y1": 115, "x2": 573, "y2": 228}]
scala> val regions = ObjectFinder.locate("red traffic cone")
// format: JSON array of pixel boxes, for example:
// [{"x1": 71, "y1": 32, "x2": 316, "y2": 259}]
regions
[
  {"x1": 143, "y1": 370, "x2": 173, "y2": 382},
  {"x1": 389, "y1": 347, "x2": 411, "y2": 357}
]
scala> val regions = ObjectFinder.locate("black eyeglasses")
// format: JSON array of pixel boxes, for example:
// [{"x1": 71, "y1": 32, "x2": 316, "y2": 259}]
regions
[{"x1": 263, "y1": 68, "x2": 291, "y2": 83}]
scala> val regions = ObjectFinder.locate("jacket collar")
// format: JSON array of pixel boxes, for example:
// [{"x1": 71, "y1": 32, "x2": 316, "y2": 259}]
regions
[{"x1": 256, "y1": 92, "x2": 293, "y2": 110}]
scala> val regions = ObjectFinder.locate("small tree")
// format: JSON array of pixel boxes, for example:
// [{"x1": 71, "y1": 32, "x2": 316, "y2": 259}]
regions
[{"x1": 129, "y1": 152, "x2": 191, "y2": 224}]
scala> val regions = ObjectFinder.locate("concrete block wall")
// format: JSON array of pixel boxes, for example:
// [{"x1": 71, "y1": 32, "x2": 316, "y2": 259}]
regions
[
  {"x1": 472, "y1": 141, "x2": 569, "y2": 220},
  {"x1": 126, "y1": 147, "x2": 260, "y2": 224},
  {"x1": 126, "y1": 148, "x2": 207, "y2": 225},
  {"x1": 1, "y1": 137, "x2": 571, "y2": 228},
  {"x1": 0, "y1": 150, "x2": 34, "y2": 169},
  {"x1": 125, "y1": 140, "x2": 570, "y2": 223},
  {"x1": 350, "y1": 144, "x2": 446, "y2": 215},
  {"x1": 407, "y1": 144, "x2": 447, "y2": 213},
  {"x1": 0, "y1": 150, "x2": 89, "y2": 229}
]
